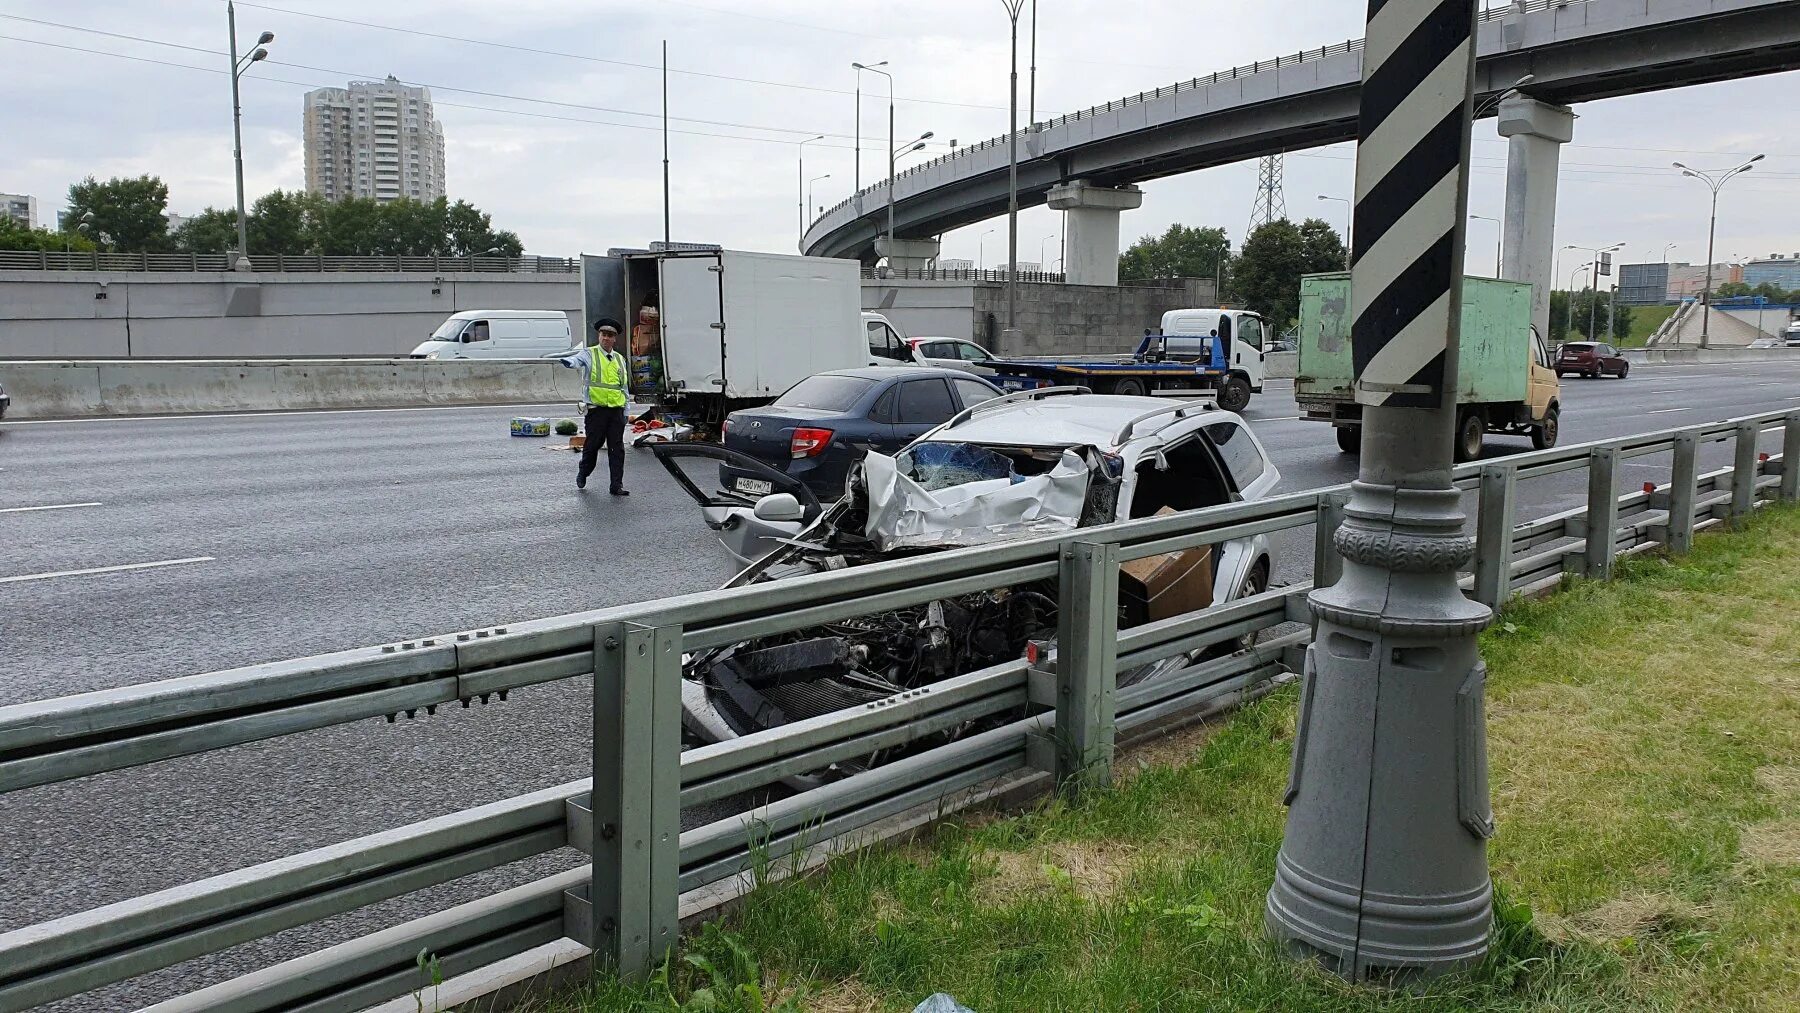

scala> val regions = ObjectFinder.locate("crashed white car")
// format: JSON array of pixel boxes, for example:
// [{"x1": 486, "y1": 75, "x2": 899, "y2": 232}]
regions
[{"x1": 653, "y1": 388, "x2": 1279, "y2": 755}]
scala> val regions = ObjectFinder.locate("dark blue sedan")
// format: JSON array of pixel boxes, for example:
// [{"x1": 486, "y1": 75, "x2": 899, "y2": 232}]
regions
[{"x1": 719, "y1": 367, "x2": 1003, "y2": 499}]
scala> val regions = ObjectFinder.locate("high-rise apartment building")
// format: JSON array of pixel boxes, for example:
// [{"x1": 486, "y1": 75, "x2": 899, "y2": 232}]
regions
[
  {"x1": 303, "y1": 77, "x2": 445, "y2": 204},
  {"x1": 2, "y1": 193, "x2": 37, "y2": 229}
]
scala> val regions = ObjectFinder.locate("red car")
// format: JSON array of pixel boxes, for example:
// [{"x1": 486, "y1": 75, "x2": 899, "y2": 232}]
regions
[{"x1": 1555, "y1": 341, "x2": 1629, "y2": 379}]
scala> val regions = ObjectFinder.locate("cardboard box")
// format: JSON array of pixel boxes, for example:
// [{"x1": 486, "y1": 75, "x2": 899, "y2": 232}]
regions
[{"x1": 1119, "y1": 507, "x2": 1214, "y2": 625}]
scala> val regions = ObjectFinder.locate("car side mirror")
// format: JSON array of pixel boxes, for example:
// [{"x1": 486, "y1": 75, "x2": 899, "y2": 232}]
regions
[{"x1": 752, "y1": 492, "x2": 804, "y2": 522}]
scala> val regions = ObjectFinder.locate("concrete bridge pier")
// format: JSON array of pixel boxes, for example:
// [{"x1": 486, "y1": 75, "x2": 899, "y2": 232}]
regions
[
  {"x1": 1047, "y1": 179, "x2": 1144, "y2": 286},
  {"x1": 875, "y1": 237, "x2": 941, "y2": 273},
  {"x1": 1498, "y1": 95, "x2": 1574, "y2": 341}
]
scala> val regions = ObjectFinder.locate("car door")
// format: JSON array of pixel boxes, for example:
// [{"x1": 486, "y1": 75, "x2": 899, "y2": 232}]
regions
[
  {"x1": 1233, "y1": 314, "x2": 1267, "y2": 388},
  {"x1": 866, "y1": 319, "x2": 910, "y2": 366},
  {"x1": 916, "y1": 341, "x2": 961, "y2": 370},
  {"x1": 891, "y1": 377, "x2": 959, "y2": 447},
  {"x1": 952, "y1": 340, "x2": 1000, "y2": 376},
  {"x1": 1527, "y1": 328, "x2": 1558, "y2": 419},
  {"x1": 1601, "y1": 343, "x2": 1626, "y2": 375}
]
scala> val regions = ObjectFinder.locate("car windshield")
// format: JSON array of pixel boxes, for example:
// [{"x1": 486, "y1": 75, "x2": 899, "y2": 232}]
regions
[
  {"x1": 429, "y1": 319, "x2": 464, "y2": 341},
  {"x1": 774, "y1": 374, "x2": 876, "y2": 411}
]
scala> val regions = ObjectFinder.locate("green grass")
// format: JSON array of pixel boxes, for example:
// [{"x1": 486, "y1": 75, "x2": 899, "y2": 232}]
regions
[
  {"x1": 546, "y1": 507, "x2": 1800, "y2": 1013},
  {"x1": 1619, "y1": 304, "x2": 1677, "y2": 348}
]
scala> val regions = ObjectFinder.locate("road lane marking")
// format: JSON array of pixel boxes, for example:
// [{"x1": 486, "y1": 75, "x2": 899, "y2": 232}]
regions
[
  {"x1": 1256, "y1": 415, "x2": 1302, "y2": 422},
  {"x1": 0, "y1": 502, "x2": 102, "y2": 514},
  {"x1": 0, "y1": 402, "x2": 574, "y2": 426},
  {"x1": 0, "y1": 556, "x2": 215, "y2": 585},
  {"x1": 1646, "y1": 408, "x2": 1690, "y2": 414},
  {"x1": 1646, "y1": 389, "x2": 1680, "y2": 394}
]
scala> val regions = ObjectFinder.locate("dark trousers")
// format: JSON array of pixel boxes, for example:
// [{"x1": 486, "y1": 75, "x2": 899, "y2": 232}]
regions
[{"x1": 578, "y1": 405, "x2": 626, "y2": 489}]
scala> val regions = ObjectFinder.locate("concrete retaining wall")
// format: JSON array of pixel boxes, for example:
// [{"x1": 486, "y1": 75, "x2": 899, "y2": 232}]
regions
[
  {"x1": 0, "y1": 271, "x2": 581, "y2": 359},
  {"x1": 1627, "y1": 346, "x2": 1800, "y2": 365},
  {"x1": 862, "y1": 278, "x2": 1217, "y2": 356},
  {"x1": 0, "y1": 359, "x2": 584, "y2": 419},
  {"x1": 1263, "y1": 351, "x2": 1297, "y2": 379}
]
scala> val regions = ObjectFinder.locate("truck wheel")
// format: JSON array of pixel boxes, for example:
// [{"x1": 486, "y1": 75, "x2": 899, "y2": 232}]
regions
[
  {"x1": 1455, "y1": 408, "x2": 1485, "y2": 463},
  {"x1": 1531, "y1": 405, "x2": 1560, "y2": 449},
  {"x1": 1112, "y1": 378, "x2": 1148, "y2": 397},
  {"x1": 1215, "y1": 375, "x2": 1251, "y2": 413},
  {"x1": 1336, "y1": 426, "x2": 1360, "y2": 454}
]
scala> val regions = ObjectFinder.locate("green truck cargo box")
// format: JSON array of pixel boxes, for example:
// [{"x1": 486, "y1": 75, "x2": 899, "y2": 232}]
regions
[{"x1": 1296, "y1": 272, "x2": 1533, "y2": 404}]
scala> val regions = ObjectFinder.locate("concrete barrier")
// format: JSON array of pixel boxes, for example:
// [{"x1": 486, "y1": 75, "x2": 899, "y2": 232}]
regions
[
  {"x1": 1263, "y1": 351, "x2": 1297, "y2": 379},
  {"x1": 1626, "y1": 346, "x2": 1800, "y2": 365},
  {"x1": 0, "y1": 359, "x2": 583, "y2": 419}
]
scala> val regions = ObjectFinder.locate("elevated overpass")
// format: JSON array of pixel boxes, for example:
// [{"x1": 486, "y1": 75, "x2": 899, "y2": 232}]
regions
[{"x1": 807, "y1": 0, "x2": 1800, "y2": 309}]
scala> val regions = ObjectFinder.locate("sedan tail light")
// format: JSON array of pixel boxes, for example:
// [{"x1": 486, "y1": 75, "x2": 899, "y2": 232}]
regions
[{"x1": 790, "y1": 427, "x2": 834, "y2": 458}]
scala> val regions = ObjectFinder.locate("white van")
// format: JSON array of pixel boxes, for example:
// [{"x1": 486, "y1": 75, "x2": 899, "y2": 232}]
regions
[{"x1": 409, "y1": 310, "x2": 576, "y2": 360}]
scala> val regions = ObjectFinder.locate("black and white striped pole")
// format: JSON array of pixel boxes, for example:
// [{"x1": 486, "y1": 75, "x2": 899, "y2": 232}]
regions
[{"x1": 1266, "y1": 0, "x2": 1495, "y2": 979}]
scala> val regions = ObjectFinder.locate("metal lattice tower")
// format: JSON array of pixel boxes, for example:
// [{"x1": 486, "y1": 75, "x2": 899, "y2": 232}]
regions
[{"x1": 1248, "y1": 154, "x2": 1288, "y2": 232}]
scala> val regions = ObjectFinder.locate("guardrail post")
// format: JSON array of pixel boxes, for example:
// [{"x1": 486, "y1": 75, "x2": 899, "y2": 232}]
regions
[
  {"x1": 1312, "y1": 490, "x2": 1348, "y2": 590},
  {"x1": 1056, "y1": 540, "x2": 1119, "y2": 795},
  {"x1": 1732, "y1": 421, "x2": 1760, "y2": 520},
  {"x1": 1782, "y1": 413, "x2": 1800, "y2": 503},
  {"x1": 587, "y1": 620, "x2": 681, "y2": 979},
  {"x1": 1474, "y1": 463, "x2": 1517, "y2": 608},
  {"x1": 1584, "y1": 446, "x2": 1620, "y2": 580},
  {"x1": 1668, "y1": 430, "x2": 1699, "y2": 555}
]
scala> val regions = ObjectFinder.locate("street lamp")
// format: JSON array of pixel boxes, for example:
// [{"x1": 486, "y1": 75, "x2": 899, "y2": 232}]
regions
[
  {"x1": 978, "y1": 228, "x2": 996, "y2": 271},
  {"x1": 1662, "y1": 242, "x2": 1677, "y2": 264},
  {"x1": 1565, "y1": 257, "x2": 1590, "y2": 338},
  {"x1": 227, "y1": 2, "x2": 273, "y2": 271},
  {"x1": 797, "y1": 134, "x2": 825, "y2": 246},
  {"x1": 1468, "y1": 214, "x2": 1501, "y2": 277},
  {"x1": 1673, "y1": 155, "x2": 1763, "y2": 348},
  {"x1": 1316, "y1": 195, "x2": 1351, "y2": 268},
  {"x1": 807, "y1": 173, "x2": 831, "y2": 226},
  {"x1": 1562, "y1": 242, "x2": 1623, "y2": 340},
  {"x1": 852, "y1": 62, "x2": 897, "y2": 275},
  {"x1": 1001, "y1": 0, "x2": 1028, "y2": 340},
  {"x1": 1473, "y1": 73, "x2": 1534, "y2": 117},
  {"x1": 1039, "y1": 234, "x2": 1058, "y2": 273},
  {"x1": 851, "y1": 60, "x2": 886, "y2": 198}
]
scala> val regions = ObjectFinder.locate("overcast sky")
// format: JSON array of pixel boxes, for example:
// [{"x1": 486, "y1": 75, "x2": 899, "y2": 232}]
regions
[{"x1": 5, "y1": 0, "x2": 1797, "y2": 278}]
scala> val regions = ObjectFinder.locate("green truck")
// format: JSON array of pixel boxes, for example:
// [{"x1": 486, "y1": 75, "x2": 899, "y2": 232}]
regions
[{"x1": 1295, "y1": 272, "x2": 1561, "y2": 462}]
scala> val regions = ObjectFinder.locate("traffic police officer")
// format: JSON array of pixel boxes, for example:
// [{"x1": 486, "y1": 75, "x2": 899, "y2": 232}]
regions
[{"x1": 560, "y1": 319, "x2": 630, "y2": 494}]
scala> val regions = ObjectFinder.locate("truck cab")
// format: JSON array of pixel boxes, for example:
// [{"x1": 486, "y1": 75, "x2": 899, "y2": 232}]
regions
[{"x1": 1158, "y1": 308, "x2": 1267, "y2": 394}]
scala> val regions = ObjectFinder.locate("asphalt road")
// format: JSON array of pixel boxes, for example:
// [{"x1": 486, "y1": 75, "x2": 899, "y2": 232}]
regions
[{"x1": 3, "y1": 360, "x2": 1797, "y2": 1009}]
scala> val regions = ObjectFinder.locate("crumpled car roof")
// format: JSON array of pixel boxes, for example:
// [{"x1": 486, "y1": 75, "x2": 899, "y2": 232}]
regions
[{"x1": 925, "y1": 393, "x2": 1216, "y2": 450}]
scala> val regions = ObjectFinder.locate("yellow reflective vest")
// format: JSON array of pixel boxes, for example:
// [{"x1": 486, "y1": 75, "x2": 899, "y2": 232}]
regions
[{"x1": 586, "y1": 347, "x2": 627, "y2": 408}]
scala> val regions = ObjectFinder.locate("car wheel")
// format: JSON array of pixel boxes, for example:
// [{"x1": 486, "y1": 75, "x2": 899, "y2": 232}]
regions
[
  {"x1": 1234, "y1": 560, "x2": 1271, "y2": 652},
  {"x1": 1531, "y1": 404, "x2": 1559, "y2": 449},
  {"x1": 1112, "y1": 377, "x2": 1148, "y2": 397},
  {"x1": 1215, "y1": 375, "x2": 1251, "y2": 413},
  {"x1": 1335, "y1": 425, "x2": 1361, "y2": 454},
  {"x1": 1617, "y1": 362, "x2": 1629, "y2": 379},
  {"x1": 1454, "y1": 408, "x2": 1485, "y2": 463}
]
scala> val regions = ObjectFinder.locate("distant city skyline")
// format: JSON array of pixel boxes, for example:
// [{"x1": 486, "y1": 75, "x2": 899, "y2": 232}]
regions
[{"x1": 302, "y1": 76, "x2": 445, "y2": 204}]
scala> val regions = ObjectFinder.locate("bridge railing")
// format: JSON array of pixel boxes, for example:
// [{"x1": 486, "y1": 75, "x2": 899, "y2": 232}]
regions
[
  {"x1": 0, "y1": 251, "x2": 580, "y2": 274},
  {"x1": 2, "y1": 406, "x2": 1795, "y2": 1012},
  {"x1": 813, "y1": 0, "x2": 1587, "y2": 232}
]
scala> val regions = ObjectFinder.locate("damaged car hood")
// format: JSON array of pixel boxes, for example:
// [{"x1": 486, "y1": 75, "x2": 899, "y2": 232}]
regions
[{"x1": 860, "y1": 443, "x2": 1093, "y2": 551}]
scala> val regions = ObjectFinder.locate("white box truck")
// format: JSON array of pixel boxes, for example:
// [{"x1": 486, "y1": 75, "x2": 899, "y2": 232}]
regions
[{"x1": 581, "y1": 245, "x2": 870, "y2": 424}]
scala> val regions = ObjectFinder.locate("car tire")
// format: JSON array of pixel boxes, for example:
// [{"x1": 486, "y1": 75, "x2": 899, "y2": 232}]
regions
[
  {"x1": 1531, "y1": 404, "x2": 1560, "y2": 450},
  {"x1": 1617, "y1": 363, "x2": 1629, "y2": 379},
  {"x1": 1454, "y1": 408, "x2": 1485, "y2": 463},
  {"x1": 1215, "y1": 375, "x2": 1251, "y2": 413},
  {"x1": 1336, "y1": 425, "x2": 1360, "y2": 454},
  {"x1": 1112, "y1": 377, "x2": 1148, "y2": 397}
]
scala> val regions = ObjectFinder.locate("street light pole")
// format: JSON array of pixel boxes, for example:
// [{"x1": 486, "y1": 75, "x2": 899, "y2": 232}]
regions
[
  {"x1": 1566, "y1": 261, "x2": 1589, "y2": 339},
  {"x1": 979, "y1": 228, "x2": 995, "y2": 271},
  {"x1": 853, "y1": 63, "x2": 896, "y2": 274},
  {"x1": 227, "y1": 2, "x2": 273, "y2": 271},
  {"x1": 1039, "y1": 234, "x2": 1057, "y2": 273},
  {"x1": 1674, "y1": 156, "x2": 1762, "y2": 349},
  {"x1": 1002, "y1": 0, "x2": 1026, "y2": 339},
  {"x1": 808, "y1": 173, "x2": 831, "y2": 226},
  {"x1": 1469, "y1": 214, "x2": 1501, "y2": 277},
  {"x1": 1316, "y1": 195, "x2": 1351, "y2": 269},
  {"x1": 798, "y1": 134, "x2": 824, "y2": 247},
  {"x1": 851, "y1": 61, "x2": 886, "y2": 200}
]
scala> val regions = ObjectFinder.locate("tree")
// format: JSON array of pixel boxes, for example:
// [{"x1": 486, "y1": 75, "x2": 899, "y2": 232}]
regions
[
  {"x1": 172, "y1": 209, "x2": 240, "y2": 254},
  {"x1": 1714, "y1": 281, "x2": 1752, "y2": 298},
  {"x1": 1547, "y1": 289, "x2": 1631, "y2": 344},
  {"x1": 248, "y1": 190, "x2": 324, "y2": 255},
  {"x1": 64, "y1": 175, "x2": 173, "y2": 253},
  {"x1": 1118, "y1": 224, "x2": 1229, "y2": 282},
  {"x1": 1229, "y1": 217, "x2": 1346, "y2": 327},
  {"x1": 0, "y1": 219, "x2": 97, "y2": 252}
]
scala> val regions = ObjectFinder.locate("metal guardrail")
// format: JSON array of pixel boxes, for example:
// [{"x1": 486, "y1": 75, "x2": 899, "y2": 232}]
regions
[
  {"x1": 861, "y1": 267, "x2": 1197, "y2": 290},
  {"x1": 0, "y1": 251, "x2": 579, "y2": 274},
  {"x1": 2, "y1": 407, "x2": 1796, "y2": 1012},
  {"x1": 815, "y1": 0, "x2": 1586, "y2": 228}
]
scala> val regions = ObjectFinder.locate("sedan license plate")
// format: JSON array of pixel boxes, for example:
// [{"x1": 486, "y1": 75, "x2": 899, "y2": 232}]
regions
[{"x1": 734, "y1": 477, "x2": 774, "y2": 497}]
